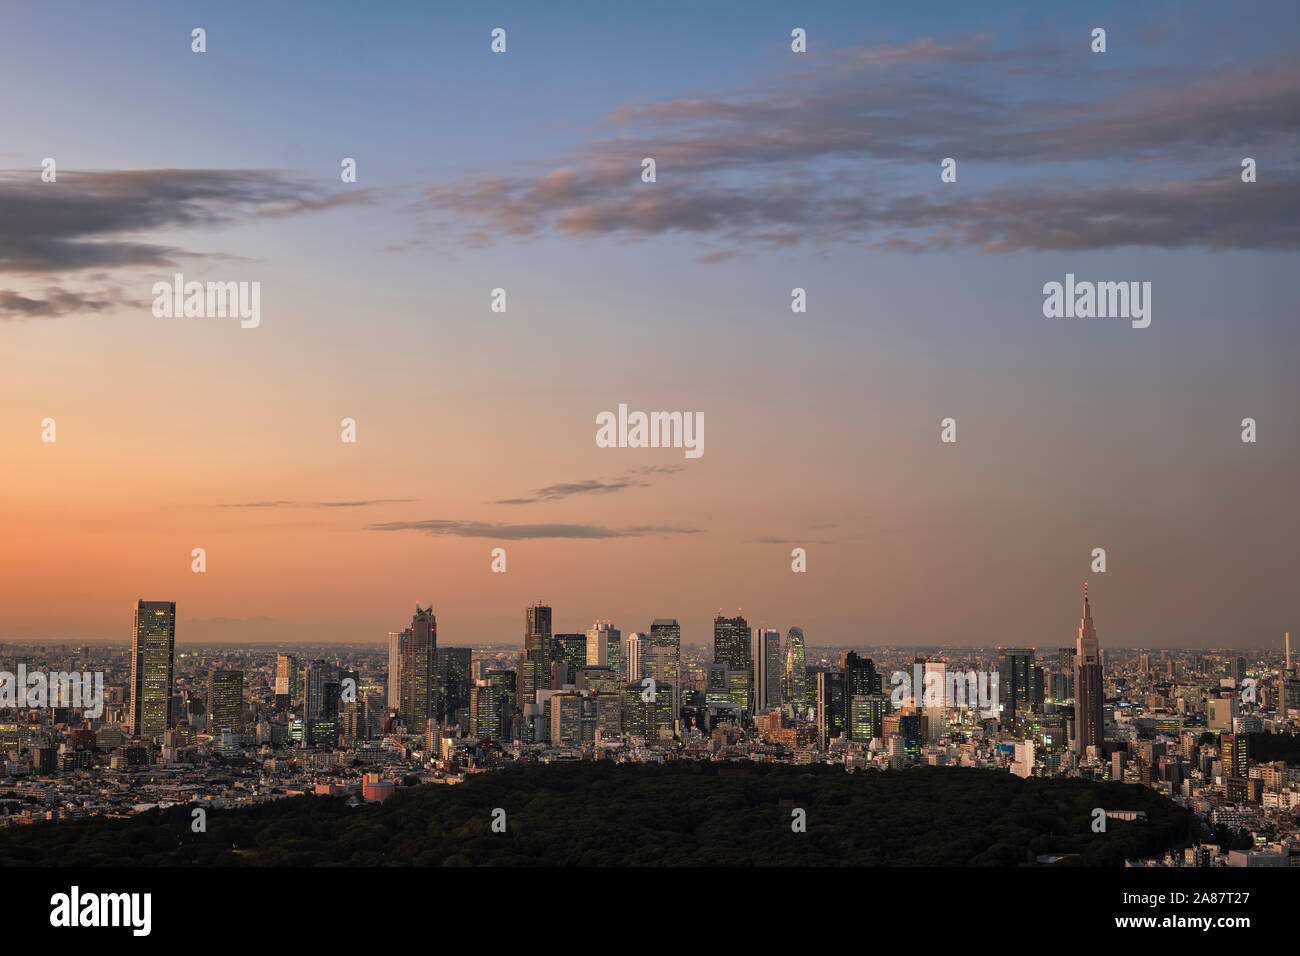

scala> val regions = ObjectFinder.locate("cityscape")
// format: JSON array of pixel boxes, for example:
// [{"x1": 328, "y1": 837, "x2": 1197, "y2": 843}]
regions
[
  {"x1": 2, "y1": 0, "x2": 1294, "y2": 936},
  {"x1": 2, "y1": 586, "x2": 1298, "y2": 872}
]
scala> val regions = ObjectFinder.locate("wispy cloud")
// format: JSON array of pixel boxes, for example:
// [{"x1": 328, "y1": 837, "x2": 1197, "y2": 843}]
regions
[
  {"x1": 0, "y1": 285, "x2": 123, "y2": 318},
  {"x1": 368, "y1": 519, "x2": 701, "y2": 540},
  {"x1": 495, "y1": 467, "x2": 683, "y2": 505},
  {"x1": 416, "y1": 41, "x2": 1298, "y2": 253},
  {"x1": 218, "y1": 499, "x2": 414, "y2": 509}
]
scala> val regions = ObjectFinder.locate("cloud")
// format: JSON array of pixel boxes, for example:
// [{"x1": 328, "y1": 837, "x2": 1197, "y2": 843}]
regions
[
  {"x1": 0, "y1": 285, "x2": 122, "y2": 318},
  {"x1": 0, "y1": 168, "x2": 374, "y2": 275},
  {"x1": 495, "y1": 477, "x2": 649, "y2": 505},
  {"x1": 416, "y1": 41, "x2": 1299, "y2": 252},
  {"x1": 218, "y1": 499, "x2": 414, "y2": 509},
  {"x1": 495, "y1": 467, "x2": 684, "y2": 505},
  {"x1": 368, "y1": 519, "x2": 701, "y2": 540},
  {"x1": 317, "y1": 498, "x2": 417, "y2": 508}
]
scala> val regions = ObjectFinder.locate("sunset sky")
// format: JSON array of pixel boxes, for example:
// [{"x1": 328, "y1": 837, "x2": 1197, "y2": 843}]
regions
[{"x1": 2, "y1": 0, "x2": 1297, "y2": 649}]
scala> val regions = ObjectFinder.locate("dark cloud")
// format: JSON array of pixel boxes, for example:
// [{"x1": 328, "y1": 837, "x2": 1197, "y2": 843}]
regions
[
  {"x1": 368, "y1": 519, "x2": 700, "y2": 540},
  {"x1": 0, "y1": 168, "x2": 374, "y2": 275}
]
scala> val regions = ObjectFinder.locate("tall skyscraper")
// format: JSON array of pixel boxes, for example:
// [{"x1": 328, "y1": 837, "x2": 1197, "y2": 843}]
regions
[
  {"x1": 816, "y1": 670, "x2": 845, "y2": 748},
  {"x1": 525, "y1": 603, "x2": 552, "y2": 656},
  {"x1": 208, "y1": 670, "x2": 243, "y2": 734},
  {"x1": 386, "y1": 631, "x2": 405, "y2": 708},
  {"x1": 400, "y1": 605, "x2": 437, "y2": 727},
  {"x1": 275, "y1": 654, "x2": 298, "y2": 703},
  {"x1": 302, "y1": 660, "x2": 337, "y2": 721},
  {"x1": 1057, "y1": 647, "x2": 1076, "y2": 699},
  {"x1": 129, "y1": 600, "x2": 176, "y2": 739},
  {"x1": 1074, "y1": 584, "x2": 1104, "y2": 755},
  {"x1": 785, "y1": 627, "x2": 807, "y2": 713},
  {"x1": 648, "y1": 618, "x2": 681, "y2": 695},
  {"x1": 586, "y1": 621, "x2": 621, "y2": 672},
  {"x1": 552, "y1": 633, "x2": 587, "y2": 685},
  {"x1": 625, "y1": 633, "x2": 644, "y2": 682},
  {"x1": 713, "y1": 613, "x2": 751, "y2": 710},
  {"x1": 521, "y1": 603, "x2": 552, "y2": 705},
  {"x1": 998, "y1": 647, "x2": 1036, "y2": 729},
  {"x1": 754, "y1": 628, "x2": 782, "y2": 711},
  {"x1": 437, "y1": 647, "x2": 472, "y2": 721}
]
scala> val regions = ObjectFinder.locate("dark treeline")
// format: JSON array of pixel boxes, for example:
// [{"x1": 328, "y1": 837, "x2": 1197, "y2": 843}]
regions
[
  {"x1": 0, "y1": 764, "x2": 1189, "y2": 866},
  {"x1": 1247, "y1": 732, "x2": 1300, "y2": 764}
]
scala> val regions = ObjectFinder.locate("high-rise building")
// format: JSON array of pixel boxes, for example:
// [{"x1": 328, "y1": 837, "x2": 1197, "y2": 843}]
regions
[
  {"x1": 842, "y1": 651, "x2": 882, "y2": 701},
  {"x1": 471, "y1": 680, "x2": 510, "y2": 741},
  {"x1": 1223, "y1": 733, "x2": 1249, "y2": 779},
  {"x1": 998, "y1": 647, "x2": 1036, "y2": 729},
  {"x1": 1073, "y1": 584, "x2": 1104, "y2": 755},
  {"x1": 207, "y1": 670, "x2": 243, "y2": 734},
  {"x1": 586, "y1": 621, "x2": 621, "y2": 672},
  {"x1": 785, "y1": 627, "x2": 807, "y2": 713},
  {"x1": 526, "y1": 603, "x2": 552, "y2": 655},
  {"x1": 648, "y1": 618, "x2": 682, "y2": 715},
  {"x1": 275, "y1": 654, "x2": 298, "y2": 706},
  {"x1": 552, "y1": 633, "x2": 587, "y2": 685},
  {"x1": 754, "y1": 628, "x2": 782, "y2": 711},
  {"x1": 1057, "y1": 647, "x2": 1076, "y2": 699},
  {"x1": 437, "y1": 647, "x2": 472, "y2": 722},
  {"x1": 849, "y1": 693, "x2": 890, "y2": 742},
  {"x1": 816, "y1": 670, "x2": 844, "y2": 748},
  {"x1": 129, "y1": 600, "x2": 176, "y2": 739},
  {"x1": 625, "y1": 633, "x2": 644, "y2": 682},
  {"x1": 386, "y1": 631, "x2": 405, "y2": 708},
  {"x1": 400, "y1": 605, "x2": 437, "y2": 727},
  {"x1": 302, "y1": 660, "x2": 338, "y2": 721},
  {"x1": 521, "y1": 603, "x2": 552, "y2": 704},
  {"x1": 549, "y1": 691, "x2": 582, "y2": 746},
  {"x1": 714, "y1": 613, "x2": 751, "y2": 710},
  {"x1": 622, "y1": 681, "x2": 674, "y2": 741}
]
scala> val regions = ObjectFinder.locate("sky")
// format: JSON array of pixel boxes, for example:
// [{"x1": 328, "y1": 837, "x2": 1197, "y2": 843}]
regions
[{"x1": 1, "y1": 0, "x2": 1297, "y2": 650}]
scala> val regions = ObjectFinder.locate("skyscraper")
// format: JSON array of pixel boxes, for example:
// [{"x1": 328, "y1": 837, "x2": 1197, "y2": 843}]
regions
[
  {"x1": 437, "y1": 647, "x2": 472, "y2": 721},
  {"x1": 1056, "y1": 647, "x2": 1076, "y2": 699},
  {"x1": 207, "y1": 670, "x2": 243, "y2": 734},
  {"x1": 998, "y1": 647, "x2": 1036, "y2": 729},
  {"x1": 386, "y1": 631, "x2": 405, "y2": 708},
  {"x1": 785, "y1": 627, "x2": 807, "y2": 713},
  {"x1": 647, "y1": 618, "x2": 681, "y2": 703},
  {"x1": 714, "y1": 613, "x2": 751, "y2": 710},
  {"x1": 129, "y1": 600, "x2": 176, "y2": 739},
  {"x1": 816, "y1": 670, "x2": 844, "y2": 748},
  {"x1": 302, "y1": 660, "x2": 337, "y2": 721},
  {"x1": 400, "y1": 605, "x2": 437, "y2": 727},
  {"x1": 525, "y1": 603, "x2": 552, "y2": 656},
  {"x1": 552, "y1": 633, "x2": 587, "y2": 685},
  {"x1": 753, "y1": 628, "x2": 782, "y2": 711},
  {"x1": 586, "y1": 621, "x2": 621, "y2": 672},
  {"x1": 1074, "y1": 584, "x2": 1104, "y2": 755},
  {"x1": 522, "y1": 603, "x2": 552, "y2": 704},
  {"x1": 275, "y1": 654, "x2": 298, "y2": 704},
  {"x1": 625, "y1": 633, "x2": 644, "y2": 682}
]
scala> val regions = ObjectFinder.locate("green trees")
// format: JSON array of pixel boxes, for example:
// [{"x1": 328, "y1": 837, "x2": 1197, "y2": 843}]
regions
[{"x1": 0, "y1": 764, "x2": 1190, "y2": 867}]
